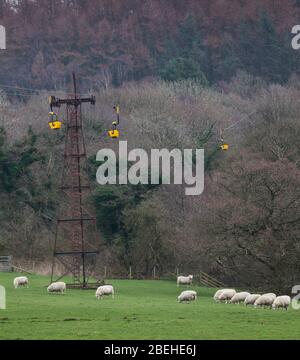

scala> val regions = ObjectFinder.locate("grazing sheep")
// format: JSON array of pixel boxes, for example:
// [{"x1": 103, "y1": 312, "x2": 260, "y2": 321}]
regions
[
  {"x1": 213, "y1": 289, "x2": 225, "y2": 302},
  {"x1": 177, "y1": 275, "x2": 193, "y2": 287},
  {"x1": 47, "y1": 282, "x2": 66, "y2": 294},
  {"x1": 213, "y1": 289, "x2": 234, "y2": 302},
  {"x1": 254, "y1": 293, "x2": 276, "y2": 308},
  {"x1": 244, "y1": 294, "x2": 261, "y2": 306},
  {"x1": 218, "y1": 289, "x2": 236, "y2": 303},
  {"x1": 272, "y1": 296, "x2": 291, "y2": 310},
  {"x1": 230, "y1": 292, "x2": 251, "y2": 304},
  {"x1": 95, "y1": 285, "x2": 114, "y2": 300},
  {"x1": 13, "y1": 276, "x2": 29, "y2": 289},
  {"x1": 178, "y1": 290, "x2": 197, "y2": 303}
]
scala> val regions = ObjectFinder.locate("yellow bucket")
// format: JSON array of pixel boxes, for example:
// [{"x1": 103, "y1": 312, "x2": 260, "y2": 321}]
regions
[
  {"x1": 48, "y1": 121, "x2": 62, "y2": 130},
  {"x1": 108, "y1": 129, "x2": 120, "y2": 138},
  {"x1": 221, "y1": 143, "x2": 229, "y2": 151}
]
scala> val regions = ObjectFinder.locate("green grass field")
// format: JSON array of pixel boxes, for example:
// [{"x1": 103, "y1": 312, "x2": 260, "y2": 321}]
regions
[{"x1": 0, "y1": 273, "x2": 299, "y2": 340}]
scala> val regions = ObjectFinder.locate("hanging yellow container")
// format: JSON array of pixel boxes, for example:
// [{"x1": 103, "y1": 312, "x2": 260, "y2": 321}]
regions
[
  {"x1": 108, "y1": 129, "x2": 120, "y2": 138},
  {"x1": 48, "y1": 112, "x2": 62, "y2": 130},
  {"x1": 48, "y1": 121, "x2": 62, "y2": 130},
  {"x1": 221, "y1": 143, "x2": 229, "y2": 151},
  {"x1": 107, "y1": 105, "x2": 120, "y2": 138}
]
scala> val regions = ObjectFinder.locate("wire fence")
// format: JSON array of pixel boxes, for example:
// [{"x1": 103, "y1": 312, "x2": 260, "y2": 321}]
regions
[
  {"x1": 8, "y1": 260, "x2": 227, "y2": 288},
  {"x1": 96, "y1": 266, "x2": 226, "y2": 288}
]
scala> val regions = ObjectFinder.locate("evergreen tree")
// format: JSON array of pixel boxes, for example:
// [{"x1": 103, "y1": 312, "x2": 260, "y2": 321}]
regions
[
  {"x1": 158, "y1": 15, "x2": 209, "y2": 82},
  {"x1": 220, "y1": 13, "x2": 290, "y2": 84},
  {"x1": 159, "y1": 57, "x2": 208, "y2": 85},
  {"x1": 0, "y1": 127, "x2": 40, "y2": 193},
  {"x1": 256, "y1": 12, "x2": 287, "y2": 83}
]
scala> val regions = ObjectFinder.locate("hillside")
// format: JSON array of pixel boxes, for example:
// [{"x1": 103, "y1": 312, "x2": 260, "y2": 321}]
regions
[
  {"x1": 1, "y1": 0, "x2": 300, "y2": 90},
  {"x1": 1, "y1": 1, "x2": 300, "y2": 345},
  {"x1": 0, "y1": 0, "x2": 300, "y2": 293},
  {"x1": 0, "y1": 76, "x2": 299, "y2": 292}
]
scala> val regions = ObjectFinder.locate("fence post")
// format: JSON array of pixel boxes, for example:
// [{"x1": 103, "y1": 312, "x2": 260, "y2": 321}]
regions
[
  {"x1": 153, "y1": 266, "x2": 156, "y2": 279},
  {"x1": 104, "y1": 266, "x2": 107, "y2": 279},
  {"x1": 176, "y1": 267, "x2": 179, "y2": 277}
]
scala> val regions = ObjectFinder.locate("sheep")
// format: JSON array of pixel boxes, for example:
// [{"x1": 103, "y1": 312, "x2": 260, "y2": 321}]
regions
[
  {"x1": 13, "y1": 276, "x2": 29, "y2": 289},
  {"x1": 213, "y1": 289, "x2": 225, "y2": 302},
  {"x1": 272, "y1": 296, "x2": 291, "y2": 310},
  {"x1": 218, "y1": 289, "x2": 236, "y2": 303},
  {"x1": 177, "y1": 275, "x2": 193, "y2": 287},
  {"x1": 47, "y1": 282, "x2": 66, "y2": 294},
  {"x1": 95, "y1": 285, "x2": 114, "y2": 300},
  {"x1": 230, "y1": 292, "x2": 251, "y2": 304},
  {"x1": 254, "y1": 293, "x2": 276, "y2": 308},
  {"x1": 178, "y1": 290, "x2": 197, "y2": 303},
  {"x1": 244, "y1": 294, "x2": 261, "y2": 306},
  {"x1": 213, "y1": 289, "x2": 234, "y2": 302}
]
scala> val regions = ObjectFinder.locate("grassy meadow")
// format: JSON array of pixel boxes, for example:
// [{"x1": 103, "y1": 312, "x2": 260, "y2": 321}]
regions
[{"x1": 0, "y1": 273, "x2": 299, "y2": 340}]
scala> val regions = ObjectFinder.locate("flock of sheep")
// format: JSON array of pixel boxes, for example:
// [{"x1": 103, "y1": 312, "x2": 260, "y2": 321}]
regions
[
  {"x1": 13, "y1": 276, "x2": 115, "y2": 299},
  {"x1": 176, "y1": 275, "x2": 291, "y2": 310},
  {"x1": 13, "y1": 275, "x2": 291, "y2": 310},
  {"x1": 213, "y1": 288, "x2": 291, "y2": 310}
]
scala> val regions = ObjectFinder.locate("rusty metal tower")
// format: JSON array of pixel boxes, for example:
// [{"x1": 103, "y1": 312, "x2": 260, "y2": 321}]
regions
[{"x1": 50, "y1": 73, "x2": 99, "y2": 288}]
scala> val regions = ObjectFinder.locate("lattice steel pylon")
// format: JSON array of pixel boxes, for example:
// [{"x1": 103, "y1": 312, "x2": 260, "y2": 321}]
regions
[{"x1": 50, "y1": 73, "x2": 99, "y2": 288}]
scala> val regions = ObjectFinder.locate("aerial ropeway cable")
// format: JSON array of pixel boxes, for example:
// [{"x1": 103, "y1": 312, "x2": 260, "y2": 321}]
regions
[{"x1": 218, "y1": 110, "x2": 258, "y2": 151}]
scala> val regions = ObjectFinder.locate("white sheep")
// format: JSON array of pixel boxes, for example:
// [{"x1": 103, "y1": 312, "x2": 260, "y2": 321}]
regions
[
  {"x1": 213, "y1": 289, "x2": 233, "y2": 302},
  {"x1": 254, "y1": 293, "x2": 276, "y2": 308},
  {"x1": 244, "y1": 294, "x2": 261, "y2": 306},
  {"x1": 230, "y1": 292, "x2": 251, "y2": 304},
  {"x1": 213, "y1": 289, "x2": 225, "y2": 302},
  {"x1": 13, "y1": 276, "x2": 29, "y2": 289},
  {"x1": 177, "y1": 275, "x2": 193, "y2": 287},
  {"x1": 95, "y1": 285, "x2": 114, "y2": 300},
  {"x1": 178, "y1": 290, "x2": 197, "y2": 303},
  {"x1": 47, "y1": 282, "x2": 66, "y2": 294},
  {"x1": 218, "y1": 289, "x2": 236, "y2": 303},
  {"x1": 272, "y1": 296, "x2": 291, "y2": 310}
]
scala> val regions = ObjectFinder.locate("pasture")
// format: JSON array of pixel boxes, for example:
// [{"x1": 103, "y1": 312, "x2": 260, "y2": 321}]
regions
[{"x1": 0, "y1": 273, "x2": 299, "y2": 340}]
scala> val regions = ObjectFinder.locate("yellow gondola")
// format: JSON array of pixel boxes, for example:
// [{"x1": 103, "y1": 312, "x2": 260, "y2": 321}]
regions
[
  {"x1": 219, "y1": 130, "x2": 229, "y2": 151},
  {"x1": 107, "y1": 106, "x2": 120, "y2": 139},
  {"x1": 108, "y1": 129, "x2": 120, "y2": 138},
  {"x1": 221, "y1": 143, "x2": 229, "y2": 151},
  {"x1": 48, "y1": 112, "x2": 62, "y2": 130}
]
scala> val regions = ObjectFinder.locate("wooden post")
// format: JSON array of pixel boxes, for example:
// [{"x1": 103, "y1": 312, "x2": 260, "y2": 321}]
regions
[
  {"x1": 104, "y1": 266, "x2": 107, "y2": 279},
  {"x1": 153, "y1": 266, "x2": 156, "y2": 279},
  {"x1": 176, "y1": 267, "x2": 179, "y2": 277}
]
